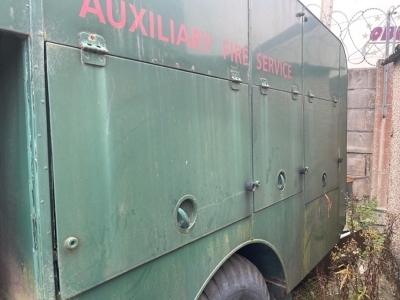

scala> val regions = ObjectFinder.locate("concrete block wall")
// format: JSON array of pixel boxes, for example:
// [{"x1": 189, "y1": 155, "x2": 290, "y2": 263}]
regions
[
  {"x1": 347, "y1": 69, "x2": 376, "y2": 198},
  {"x1": 370, "y1": 62, "x2": 394, "y2": 208}
]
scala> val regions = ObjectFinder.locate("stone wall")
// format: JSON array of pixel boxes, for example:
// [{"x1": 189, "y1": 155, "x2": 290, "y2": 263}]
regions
[{"x1": 347, "y1": 69, "x2": 376, "y2": 198}]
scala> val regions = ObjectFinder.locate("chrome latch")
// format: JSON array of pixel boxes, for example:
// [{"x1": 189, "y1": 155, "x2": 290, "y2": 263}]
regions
[
  {"x1": 291, "y1": 85, "x2": 300, "y2": 100},
  {"x1": 79, "y1": 32, "x2": 108, "y2": 67},
  {"x1": 229, "y1": 70, "x2": 242, "y2": 91},
  {"x1": 260, "y1": 78, "x2": 270, "y2": 95}
]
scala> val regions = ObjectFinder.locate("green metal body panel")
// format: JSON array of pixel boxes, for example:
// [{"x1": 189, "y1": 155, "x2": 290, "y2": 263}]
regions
[
  {"x1": 251, "y1": 0, "x2": 303, "y2": 93},
  {"x1": 338, "y1": 45, "x2": 348, "y2": 230},
  {"x1": 46, "y1": 43, "x2": 252, "y2": 298},
  {"x1": 303, "y1": 11, "x2": 340, "y2": 101},
  {"x1": 0, "y1": 0, "x2": 348, "y2": 299},
  {"x1": 0, "y1": 0, "x2": 30, "y2": 35},
  {"x1": 43, "y1": 0, "x2": 249, "y2": 82},
  {"x1": 252, "y1": 194, "x2": 304, "y2": 291},
  {"x1": 253, "y1": 88, "x2": 303, "y2": 211},
  {"x1": 304, "y1": 98, "x2": 339, "y2": 202},
  {"x1": 0, "y1": 34, "x2": 35, "y2": 300},
  {"x1": 303, "y1": 188, "x2": 340, "y2": 272}
]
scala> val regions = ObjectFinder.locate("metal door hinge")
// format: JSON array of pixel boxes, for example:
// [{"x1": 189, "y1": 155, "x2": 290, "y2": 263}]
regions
[
  {"x1": 291, "y1": 85, "x2": 300, "y2": 100},
  {"x1": 79, "y1": 32, "x2": 108, "y2": 67},
  {"x1": 260, "y1": 78, "x2": 270, "y2": 95},
  {"x1": 32, "y1": 214, "x2": 38, "y2": 250},
  {"x1": 229, "y1": 70, "x2": 242, "y2": 91}
]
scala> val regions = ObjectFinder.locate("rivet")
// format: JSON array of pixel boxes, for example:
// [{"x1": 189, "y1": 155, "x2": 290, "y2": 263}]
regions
[
  {"x1": 41, "y1": 200, "x2": 44, "y2": 204},
  {"x1": 41, "y1": 100, "x2": 45, "y2": 104},
  {"x1": 38, "y1": 134, "x2": 41, "y2": 138},
  {"x1": 44, "y1": 166, "x2": 48, "y2": 170}
]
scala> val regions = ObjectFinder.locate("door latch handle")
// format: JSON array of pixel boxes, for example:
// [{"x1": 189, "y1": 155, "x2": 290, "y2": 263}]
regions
[
  {"x1": 299, "y1": 167, "x2": 309, "y2": 174},
  {"x1": 245, "y1": 181, "x2": 260, "y2": 192},
  {"x1": 177, "y1": 208, "x2": 190, "y2": 229}
]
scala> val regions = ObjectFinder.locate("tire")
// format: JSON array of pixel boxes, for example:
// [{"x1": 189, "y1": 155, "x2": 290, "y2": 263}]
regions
[{"x1": 199, "y1": 254, "x2": 270, "y2": 300}]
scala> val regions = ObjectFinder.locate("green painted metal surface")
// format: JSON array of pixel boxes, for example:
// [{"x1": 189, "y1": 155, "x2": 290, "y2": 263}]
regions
[
  {"x1": 338, "y1": 45, "x2": 348, "y2": 232},
  {"x1": 46, "y1": 43, "x2": 252, "y2": 298},
  {"x1": 0, "y1": 0, "x2": 348, "y2": 299},
  {"x1": 304, "y1": 98, "x2": 339, "y2": 203},
  {"x1": 303, "y1": 188, "x2": 340, "y2": 272},
  {"x1": 69, "y1": 218, "x2": 252, "y2": 300},
  {"x1": 251, "y1": 0, "x2": 303, "y2": 93},
  {"x1": 253, "y1": 88, "x2": 303, "y2": 211},
  {"x1": 0, "y1": 33, "x2": 35, "y2": 299},
  {"x1": 43, "y1": 0, "x2": 249, "y2": 82},
  {"x1": 252, "y1": 194, "x2": 304, "y2": 291},
  {"x1": 0, "y1": 0, "x2": 30, "y2": 35},
  {"x1": 303, "y1": 10, "x2": 341, "y2": 102}
]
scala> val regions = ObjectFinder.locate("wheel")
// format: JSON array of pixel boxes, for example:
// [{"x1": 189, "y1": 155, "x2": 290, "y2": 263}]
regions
[{"x1": 199, "y1": 254, "x2": 270, "y2": 300}]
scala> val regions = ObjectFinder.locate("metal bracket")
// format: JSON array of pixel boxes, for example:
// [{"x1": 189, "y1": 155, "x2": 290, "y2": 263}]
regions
[
  {"x1": 229, "y1": 70, "x2": 242, "y2": 91},
  {"x1": 308, "y1": 90, "x2": 314, "y2": 103},
  {"x1": 260, "y1": 78, "x2": 270, "y2": 95},
  {"x1": 291, "y1": 85, "x2": 300, "y2": 100},
  {"x1": 79, "y1": 32, "x2": 108, "y2": 67}
]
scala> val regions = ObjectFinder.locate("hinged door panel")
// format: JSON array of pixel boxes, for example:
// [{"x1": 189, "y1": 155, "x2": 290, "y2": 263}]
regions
[
  {"x1": 304, "y1": 98, "x2": 339, "y2": 202},
  {"x1": 253, "y1": 88, "x2": 303, "y2": 211},
  {"x1": 47, "y1": 43, "x2": 251, "y2": 298},
  {"x1": 251, "y1": 0, "x2": 303, "y2": 93},
  {"x1": 303, "y1": 11, "x2": 340, "y2": 102}
]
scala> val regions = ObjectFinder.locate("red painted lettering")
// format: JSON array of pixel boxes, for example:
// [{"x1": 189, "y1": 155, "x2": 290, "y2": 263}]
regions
[
  {"x1": 157, "y1": 15, "x2": 168, "y2": 42},
  {"x1": 282, "y1": 63, "x2": 288, "y2": 78},
  {"x1": 106, "y1": 0, "x2": 126, "y2": 29},
  {"x1": 203, "y1": 34, "x2": 212, "y2": 54},
  {"x1": 256, "y1": 52, "x2": 292, "y2": 79},
  {"x1": 79, "y1": 0, "x2": 105, "y2": 24},
  {"x1": 230, "y1": 43, "x2": 235, "y2": 61},
  {"x1": 222, "y1": 40, "x2": 230, "y2": 59},
  {"x1": 149, "y1": 11, "x2": 155, "y2": 38},
  {"x1": 191, "y1": 28, "x2": 202, "y2": 51},
  {"x1": 176, "y1": 24, "x2": 191, "y2": 49},
  {"x1": 256, "y1": 53, "x2": 262, "y2": 70},
  {"x1": 129, "y1": 4, "x2": 147, "y2": 35},
  {"x1": 234, "y1": 44, "x2": 242, "y2": 64},
  {"x1": 269, "y1": 57, "x2": 273, "y2": 73},
  {"x1": 170, "y1": 20, "x2": 175, "y2": 44},
  {"x1": 274, "y1": 60, "x2": 280, "y2": 75},
  {"x1": 262, "y1": 55, "x2": 268, "y2": 72}
]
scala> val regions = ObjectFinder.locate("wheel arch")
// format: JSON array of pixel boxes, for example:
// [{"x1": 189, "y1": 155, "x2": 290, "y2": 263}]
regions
[{"x1": 195, "y1": 239, "x2": 289, "y2": 300}]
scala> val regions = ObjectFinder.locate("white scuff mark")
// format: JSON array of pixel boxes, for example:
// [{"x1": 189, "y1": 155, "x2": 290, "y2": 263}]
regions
[
  {"x1": 9, "y1": 7, "x2": 14, "y2": 19},
  {"x1": 198, "y1": 191, "x2": 246, "y2": 211},
  {"x1": 186, "y1": 161, "x2": 188, "y2": 166}
]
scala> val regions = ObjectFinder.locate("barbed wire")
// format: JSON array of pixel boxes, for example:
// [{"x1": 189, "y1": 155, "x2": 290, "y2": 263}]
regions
[{"x1": 307, "y1": 4, "x2": 400, "y2": 66}]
